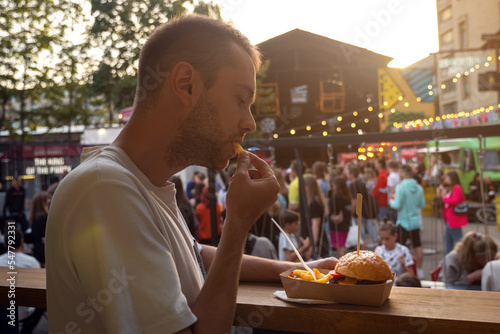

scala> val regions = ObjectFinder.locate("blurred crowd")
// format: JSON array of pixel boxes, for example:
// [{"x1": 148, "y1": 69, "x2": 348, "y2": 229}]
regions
[
  {"x1": 0, "y1": 156, "x2": 499, "y2": 332},
  {"x1": 171, "y1": 156, "x2": 500, "y2": 291}
]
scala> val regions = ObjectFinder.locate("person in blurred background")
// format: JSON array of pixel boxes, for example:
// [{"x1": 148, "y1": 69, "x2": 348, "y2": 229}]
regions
[
  {"x1": 312, "y1": 161, "x2": 329, "y2": 199},
  {"x1": 328, "y1": 177, "x2": 352, "y2": 258},
  {"x1": 439, "y1": 170, "x2": 468, "y2": 254},
  {"x1": 195, "y1": 186, "x2": 223, "y2": 245},
  {"x1": 303, "y1": 175, "x2": 329, "y2": 258},
  {"x1": 3, "y1": 177, "x2": 28, "y2": 232},
  {"x1": 390, "y1": 165, "x2": 425, "y2": 278},
  {"x1": 29, "y1": 191, "x2": 52, "y2": 267},
  {"x1": 482, "y1": 254, "x2": 500, "y2": 292},
  {"x1": 171, "y1": 175, "x2": 198, "y2": 239},
  {"x1": 372, "y1": 158, "x2": 389, "y2": 222},
  {"x1": 468, "y1": 173, "x2": 482, "y2": 202},
  {"x1": 439, "y1": 231, "x2": 498, "y2": 286},
  {"x1": 0, "y1": 228, "x2": 44, "y2": 332}
]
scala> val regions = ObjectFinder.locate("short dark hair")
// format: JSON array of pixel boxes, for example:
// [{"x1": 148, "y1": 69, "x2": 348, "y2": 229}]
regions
[
  {"x1": 348, "y1": 165, "x2": 359, "y2": 178},
  {"x1": 280, "y1": 210, "x2": 299, "y2": 225},
  {"x1": 135, "y1": 15, "x2": 261, "y2": 105},
  {"x1": 3, "y1": 227, "x2": 24, "y2": 250},
  {"x1": 395, "y1": 273, "x2": 421, "y2": 287},
  {"x1": 400, "y1": 165, "x2": 413, "y2": 178},
  {"x1": 377, "y1": 158, "x2": 386, "y2": 169},
  {"x1": 290, "y1": 160, "x2": 307, "y2": 174},
  {"x1": 379, "y1": 223, "x2": 397, "y2": 235},
  {"x1": 388, "y1": 161, "x2": 399, "y2": 170}
]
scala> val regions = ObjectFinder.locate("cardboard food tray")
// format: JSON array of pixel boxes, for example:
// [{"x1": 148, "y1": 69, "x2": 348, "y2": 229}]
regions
[{"x1": 280, "y1": 268, "x2": 395, "y2": 307}]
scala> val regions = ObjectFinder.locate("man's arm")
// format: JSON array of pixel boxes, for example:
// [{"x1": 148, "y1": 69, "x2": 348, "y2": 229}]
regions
[
  {"x1": 188, "y1": 152, "x2": 279, "y2": 334},
  {"x1": 202, "y1": 244, "x2": 337, "y2": 283}
]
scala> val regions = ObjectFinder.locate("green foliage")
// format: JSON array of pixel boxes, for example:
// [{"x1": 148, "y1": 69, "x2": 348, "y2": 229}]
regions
[
  {"x1": 388, "y1": 110, "x2": 425, "y2": 123},
  {"x1": 0, "y1": 0, "x2": 74, "y2": 137}
]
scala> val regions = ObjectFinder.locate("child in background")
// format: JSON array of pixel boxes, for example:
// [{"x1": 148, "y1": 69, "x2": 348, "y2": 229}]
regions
[
  {"x1": 278, "y1": 210, "x2": 310, "y2": 261},
  {"x1": 374, "y1": 223, "x2": 415, "y2": 281}
]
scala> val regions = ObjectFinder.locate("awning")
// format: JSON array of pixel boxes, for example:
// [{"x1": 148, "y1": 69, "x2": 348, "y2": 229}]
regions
[{"x1": 416, "y1": 146, "x2": 461, "y2": 153}]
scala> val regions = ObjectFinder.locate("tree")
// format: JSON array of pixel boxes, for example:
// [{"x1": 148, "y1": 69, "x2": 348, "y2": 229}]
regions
[
  {"x1": 89, "y1": 0, "x2": 221, "y2": 125},
  {"x1": 38, "y1": 0, "x2": 96, "y2": 136},
  {"x1": 0, "y1": 0, "x2": 71, "y2": 133},
  {"x1": 0, "y1": 0, "x2": 68, "y2": 174}
]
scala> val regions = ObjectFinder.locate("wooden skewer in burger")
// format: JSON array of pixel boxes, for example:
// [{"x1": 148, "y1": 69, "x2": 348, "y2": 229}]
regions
[{"x1": 329, "y1": 194, "x2": 392, "y2": 285}]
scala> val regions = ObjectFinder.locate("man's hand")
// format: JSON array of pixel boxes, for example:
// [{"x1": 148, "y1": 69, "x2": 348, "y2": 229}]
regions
[
  {"x1": 224, "y1": 151, "x2": 279, "y2": 230},
  {"x1": 306, "y1": 257, "x2": 339, "y2": 271}
]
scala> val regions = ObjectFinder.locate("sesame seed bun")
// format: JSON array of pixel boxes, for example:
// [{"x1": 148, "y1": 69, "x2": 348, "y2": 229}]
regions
[{"x1": 335, "y1": 250, "x2": 392, "y2": 282}]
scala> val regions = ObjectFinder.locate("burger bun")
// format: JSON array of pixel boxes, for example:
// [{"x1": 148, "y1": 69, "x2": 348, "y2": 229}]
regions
[{"x1": 335, "y1": 250, "x2": 392, "y2": 282}]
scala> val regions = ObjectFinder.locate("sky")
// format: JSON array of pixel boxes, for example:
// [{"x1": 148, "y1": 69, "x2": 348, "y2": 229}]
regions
[{"x1": 213, "y1": 0, "x2": 440, "y2": 68}]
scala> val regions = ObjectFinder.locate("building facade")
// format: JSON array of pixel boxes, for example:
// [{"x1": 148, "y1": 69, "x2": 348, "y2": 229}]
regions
[{"x1": 436, "y1": 0, "x2": 500, "y2": 116}]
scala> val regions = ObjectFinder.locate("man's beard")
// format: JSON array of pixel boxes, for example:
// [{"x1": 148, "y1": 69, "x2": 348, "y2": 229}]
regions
[{"x1": 165, "y1": 91, "x2": 230, "y2": 171}]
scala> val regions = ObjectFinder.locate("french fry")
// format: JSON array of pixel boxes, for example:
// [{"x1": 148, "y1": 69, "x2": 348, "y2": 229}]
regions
[
  {"x1": 290, "y1": 269, "x2": 331, "y2": 283},
  {"x1": 232, "y1": 142, "x2": 244, "y2": 153},
  {"x1": 313, "y1": 274, "x2": 332, "y2": 284}
]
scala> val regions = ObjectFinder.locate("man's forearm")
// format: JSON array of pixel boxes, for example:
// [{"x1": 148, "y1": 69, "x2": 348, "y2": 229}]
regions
[{"x1": 191, "y1": 224, "x2": 247, "y2": 334}]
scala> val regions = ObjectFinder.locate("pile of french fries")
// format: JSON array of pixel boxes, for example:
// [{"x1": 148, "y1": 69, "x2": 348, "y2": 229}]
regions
[{"x1": 289, "y1": 269, "x2": 332, "y2": 284}]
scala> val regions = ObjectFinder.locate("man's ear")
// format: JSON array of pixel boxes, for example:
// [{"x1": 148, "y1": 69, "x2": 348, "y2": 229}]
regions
[{"x1": 171, "y1": 62, "x2": 196, "y2": 107}]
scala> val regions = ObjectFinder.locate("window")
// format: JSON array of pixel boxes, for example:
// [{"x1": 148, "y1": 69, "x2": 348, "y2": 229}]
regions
[
  {"x1": 459, "y1": 21, "x2": 467, "y2": 48},
  {"x1": 440, "y1": 30, "x2": 453, "y2": 46},
  {"x1": 483, "y1": 150, "x2": 500, "y2": 171},
  {"x1": 439, "y1": 6, "x2": 452, "y2": 22},
  {"x1": 255, "y1": 83, "x2": 279, "y2": 115},
  {"x1": 443, "y1": 102, "x2": 457, "y2": 115},
  {"x1": 290, "y1": 85, "x2": 307, "y2": 104},
  {"x1": 319, "y1": 71, "x2": 344, "y2": 113},
  {"x1": 462, "y1": 75, "x2": 469, "y2": 98},
  {"x1": 461, "y1": 148, "x2": 476, "y2": 172},
  {"x1": 443, "y1": 78, "x2": 456, "y2": 92}
]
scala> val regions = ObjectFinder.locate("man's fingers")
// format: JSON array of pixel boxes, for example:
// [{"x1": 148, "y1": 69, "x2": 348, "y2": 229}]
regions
[
  {"x1": 248, "y1": 153, "x2": 275, "y2": 179},
  {"x1": 234, "y1": 151, "x2": 251, "y2": 176},
  {"x1": 248, "y1": 169, "x2": 261, "y2": 180}
]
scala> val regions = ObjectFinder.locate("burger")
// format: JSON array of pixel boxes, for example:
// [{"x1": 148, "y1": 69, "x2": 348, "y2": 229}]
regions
[{"x1": 329, "y1": 250, "x2": 392, "y2": 285}]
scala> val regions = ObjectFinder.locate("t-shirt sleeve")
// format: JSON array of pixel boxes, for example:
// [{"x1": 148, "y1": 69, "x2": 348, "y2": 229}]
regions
[{"x1": 67, "y1": 181, "x2": 197, "y2": 333}]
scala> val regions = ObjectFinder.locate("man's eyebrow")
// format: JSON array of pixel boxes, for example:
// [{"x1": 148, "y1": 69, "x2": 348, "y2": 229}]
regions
[{"x1": 237, "y1": 84, "x2": 255, "y2": 103}]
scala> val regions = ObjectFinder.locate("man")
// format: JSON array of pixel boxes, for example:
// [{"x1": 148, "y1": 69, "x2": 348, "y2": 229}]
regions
[
  {"x1": 387, "y1": 160, "x2": 401, "y2": 223},
  {"x1": 372, "y1": 158, "x2": 389, "y2": 222},
  {"x1": 46, "y1": 16, "x2": 335, "y2": 334},
  {"x1": 344, "y1": 164, "x2": 378, "y2": 247},
  {"x1": 2, "y1": 177, "x2": 28, "y2": 232},
  {"x1": 389, "y1": 165, "x2": 425, "y2": 279}
]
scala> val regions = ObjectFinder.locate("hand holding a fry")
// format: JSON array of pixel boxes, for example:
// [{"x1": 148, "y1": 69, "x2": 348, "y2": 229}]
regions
[{"x1": 225, "y1": 151, "x2": 279, "y2": 233}]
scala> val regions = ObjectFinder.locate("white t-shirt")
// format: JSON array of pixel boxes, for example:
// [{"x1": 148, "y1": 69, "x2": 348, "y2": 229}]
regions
[
  {"x1": 387, "y1": 172, "x2": 400, "y2": 200},
  {"x1": 482, "y1": 260, "x2": 500, "y2": 292},
  {"x1": 0, "y1": 252, "x2": 40, "y2": 268},
  {"x1": 374, "y1": 243, "x2": 414, "y2": 278},
  {"x1": 278, "y1": 232, "x2": 298, "y2": 261},
  {"x1": 46, "y1": 146, "x2": 204, "y2": 334}
]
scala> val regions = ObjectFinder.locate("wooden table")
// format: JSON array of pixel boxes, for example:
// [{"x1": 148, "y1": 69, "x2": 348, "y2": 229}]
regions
[{"x1": 2, "y1": 267, "x2": 500, "y2": 333}]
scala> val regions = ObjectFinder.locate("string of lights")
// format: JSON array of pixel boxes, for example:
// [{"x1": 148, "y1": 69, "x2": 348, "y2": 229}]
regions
[{"x1": 268, "y1": 55, "x2": 500, "y2": 138}]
